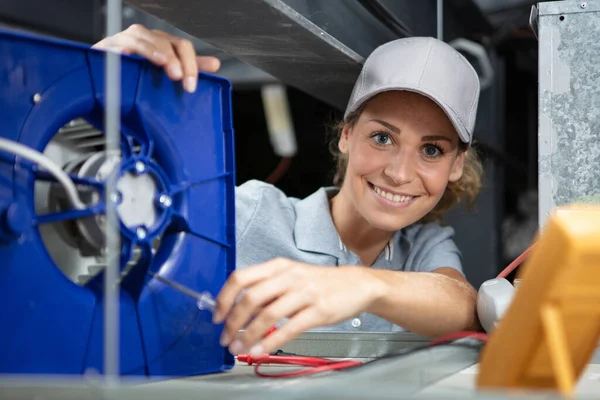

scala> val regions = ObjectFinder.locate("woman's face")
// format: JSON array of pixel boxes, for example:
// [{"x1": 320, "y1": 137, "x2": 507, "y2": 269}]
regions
[{"x1": 338, "y1": 90, "x2": 465, "y2": 231}]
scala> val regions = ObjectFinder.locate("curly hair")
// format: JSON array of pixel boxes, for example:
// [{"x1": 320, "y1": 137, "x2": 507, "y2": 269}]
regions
[{"x1": 328, "y1": 106, "x2": 484, "y2": 223}]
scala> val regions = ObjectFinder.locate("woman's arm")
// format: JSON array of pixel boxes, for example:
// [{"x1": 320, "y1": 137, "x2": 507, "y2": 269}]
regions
[
  {"x1": 213, "y1": 259, "x2": 480, "y2": 356},
  {"x1": 362, "y1": 267, "x2": 480, "y2": 338}
]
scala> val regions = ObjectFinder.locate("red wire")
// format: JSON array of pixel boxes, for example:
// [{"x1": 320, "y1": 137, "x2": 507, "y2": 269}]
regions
[
  {"x1": 237, "y1": 353, "x2": 361, "y2": 378},
  {"x1": 255, "y1": 359, "x2": 361, "y2": 378},
  {"x1": 266, "y1": 157, "x2": 292, "y2": 184},
  {"x1": 497, "y1": 244, "x2": 535, "y2": 278}
]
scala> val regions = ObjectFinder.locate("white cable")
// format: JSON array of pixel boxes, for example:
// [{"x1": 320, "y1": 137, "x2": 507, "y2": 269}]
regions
[{"x1": 0, "y1": 137, "x2": 86, "y2": 210}]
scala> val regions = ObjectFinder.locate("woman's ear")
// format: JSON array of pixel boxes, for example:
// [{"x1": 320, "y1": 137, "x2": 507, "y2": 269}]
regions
[
  {"x1": 449, "y1": 151, "x2": 465, "y2": 182},
  {"x1": 338, "y1": 124, "x2": 351, "y2": 155}
]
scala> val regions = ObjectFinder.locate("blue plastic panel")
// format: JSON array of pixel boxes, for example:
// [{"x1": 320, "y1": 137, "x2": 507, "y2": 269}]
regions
[{"x1": 0, "y1": 27, "x2": 235, "y2": 378}]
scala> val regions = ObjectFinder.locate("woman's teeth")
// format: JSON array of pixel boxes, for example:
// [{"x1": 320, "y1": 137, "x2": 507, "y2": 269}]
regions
[{"x1": 373, "y1": 185, "x2": 414, "y2": 203}]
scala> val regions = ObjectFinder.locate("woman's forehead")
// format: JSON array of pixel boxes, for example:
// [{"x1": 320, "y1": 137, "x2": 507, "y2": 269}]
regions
[{"x1": 359, "y1": 91, "x2": 458, "y2": 138}]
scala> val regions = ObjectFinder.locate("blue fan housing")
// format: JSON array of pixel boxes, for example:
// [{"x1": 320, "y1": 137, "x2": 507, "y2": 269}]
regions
[{"x1": 0, "y1": 27, "x2": 236, "y2": 377}]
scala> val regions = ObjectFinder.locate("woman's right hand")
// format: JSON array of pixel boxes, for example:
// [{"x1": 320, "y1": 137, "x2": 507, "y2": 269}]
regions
[{"x1": 93, "y1": 24, "x2": 221, "y2": 93}]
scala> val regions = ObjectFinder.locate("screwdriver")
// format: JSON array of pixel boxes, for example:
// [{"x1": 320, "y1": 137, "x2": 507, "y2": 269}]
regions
[{"x1": 147, "y1": 271, "x2": 217, "y2": 313}]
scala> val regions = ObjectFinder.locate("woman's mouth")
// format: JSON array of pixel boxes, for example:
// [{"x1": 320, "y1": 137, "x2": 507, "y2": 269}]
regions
[{"x1": 369, "y1": 183, "x2": 418, "y2": 206}]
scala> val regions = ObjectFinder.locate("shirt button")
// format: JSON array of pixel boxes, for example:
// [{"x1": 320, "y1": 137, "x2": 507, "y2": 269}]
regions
[{"x1": 351, "y1": 318, "x2": 361, "y2": 328}]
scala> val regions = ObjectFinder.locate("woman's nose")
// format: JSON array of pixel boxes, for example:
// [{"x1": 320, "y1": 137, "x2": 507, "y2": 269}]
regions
[{"x1": 383, "y1": 153, "x2": 416, "y2": 185}]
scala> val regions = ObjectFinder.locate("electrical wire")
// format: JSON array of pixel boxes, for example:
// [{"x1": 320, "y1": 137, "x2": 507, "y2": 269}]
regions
[
  {"x1": 265, "y1": 157, "x2": 292, "y2": 184},
  {"x1": 0, "y1": 137, "x2": 86, "y2": 209},
  {"x1": 497, "y1": 244, "x2": 535, "y2": 279},
  {"x1": 239, "y1": 329, "x2": 487, "y2": 378},
  {"x1": 237, "y1": 353, "x2": 362, "y2": 378}
]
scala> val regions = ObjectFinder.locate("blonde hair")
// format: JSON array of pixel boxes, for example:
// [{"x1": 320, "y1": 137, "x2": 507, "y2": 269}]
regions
[{"x1": 328, "y1": 106, "x2": 484, "y2": 222}]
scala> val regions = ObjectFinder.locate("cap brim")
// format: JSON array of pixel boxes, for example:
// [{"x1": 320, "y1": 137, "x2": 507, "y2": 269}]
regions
[{"x1": 345, "y1": 86, "x2": 472, "y2": 144}]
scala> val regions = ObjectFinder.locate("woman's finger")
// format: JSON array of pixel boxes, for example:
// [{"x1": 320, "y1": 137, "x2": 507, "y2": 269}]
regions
[
  {"x1": 214, "y1": 258, "x2": 292, "y2": 323},
  {"x1": 127, "y1": 27, "x2": 183, "y2": 81},
  {"x1": 248, "y1": 308, "x2": 317, "y2": 356},
  {"x1": 232, "y1": 291, "x2": 310, "y2": 355},
  {"x1": 96, "y1": 34, "x2": 168, "y2": 65},
  {"x1": 220, "y1": 273, "x2": 295, "y2": 349},
  {"x1": 196, "y1": 56, "x2": 221, "y2": 73},
  {"x1": 172, "y1": 38, "x2": 198, "y2": 92}
]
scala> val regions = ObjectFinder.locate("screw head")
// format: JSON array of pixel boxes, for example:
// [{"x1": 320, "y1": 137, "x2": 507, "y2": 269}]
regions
[
  {"x1": 136, "y1": 226, "x2": 147, "y2": 240},
  {"x1": 159, "y1": 194, "x2": 172, "y2": 208},
  {"x1": 33, "y1": 93, "x2": 42, "y2": 103},
  {"x1": 135, "y1": 161, "x2": 146, "y2": 173},
  {"x1": 110, "y1": 191, "x2": 121, "y2": 204}
]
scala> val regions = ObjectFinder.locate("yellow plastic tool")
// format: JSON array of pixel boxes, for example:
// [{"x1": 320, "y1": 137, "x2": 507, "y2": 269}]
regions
[{"x1": 477, "y1": 205, "x2": 600, "y2": 397}]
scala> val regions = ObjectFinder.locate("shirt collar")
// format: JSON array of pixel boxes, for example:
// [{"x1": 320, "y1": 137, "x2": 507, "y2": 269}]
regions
[
  {"x1": 293, "y1": 187, "x2": 344, "y2": 257},
  {"x1": 293, "y1": 186, "x2": 414, "y2": 261}
]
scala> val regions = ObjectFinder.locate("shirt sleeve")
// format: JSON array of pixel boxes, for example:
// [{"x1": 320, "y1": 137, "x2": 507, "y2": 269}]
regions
[
  {"x1": 411, "y1": 223, "x2": 464, "y2": 275},
  {"x1": 234, "y1": 180, "x2": 264, "y2": 243}
]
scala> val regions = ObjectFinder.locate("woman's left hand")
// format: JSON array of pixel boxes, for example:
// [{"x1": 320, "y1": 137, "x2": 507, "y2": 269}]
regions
[{"x1": 213, "y1": 258, "x2": 385, "y2": 356}]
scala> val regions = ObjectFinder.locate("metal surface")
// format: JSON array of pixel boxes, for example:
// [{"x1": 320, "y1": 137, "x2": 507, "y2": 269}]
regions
[
  {"x1": 125, "y1": 0, "x2": 492, "y2": 110},
  {"x1": 0, "y1": 345, "x2": 483, "y2": 399},
  {"x1": 277, "y1": 331, "x2": 430, "y2": 359},
  {"x1": 0, "y1": 0, "x2": 105, "y2": 43},
  {"x1": 104, "y1": 0, "x2": 122, "y2": 378},
  {"x1": 537, "y1": 0, "x2": 600, "y2": 227},
  {"x1": 2, "y1": 349, "x2": 599, "y2": 398},
  {"x1": 126, "y1": 0, "x2": 364, "y2": 109},
  {"x1": 1, "y1": 332, "x2": 599, "y2": 398}
]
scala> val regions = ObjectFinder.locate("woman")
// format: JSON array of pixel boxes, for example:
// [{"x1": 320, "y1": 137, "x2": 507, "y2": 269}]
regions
[{"x1": 95, "y1": 25, "x2": 483, "y2": 357}]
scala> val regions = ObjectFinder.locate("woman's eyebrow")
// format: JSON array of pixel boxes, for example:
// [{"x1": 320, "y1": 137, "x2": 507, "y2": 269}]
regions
[{"x1": 370, "y1": 119, "x2": 400, "y2": 133}]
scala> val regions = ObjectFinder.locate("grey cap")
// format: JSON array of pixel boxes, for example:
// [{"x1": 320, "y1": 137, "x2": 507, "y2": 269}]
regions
[{"x1": 344, "y1": 37, "x2": 480, "y2": 143}]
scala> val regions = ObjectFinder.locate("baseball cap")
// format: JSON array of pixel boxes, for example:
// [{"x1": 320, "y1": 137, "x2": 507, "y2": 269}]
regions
[{"x1": 344, "y1": 37, "x2": 480, "y2": 144}]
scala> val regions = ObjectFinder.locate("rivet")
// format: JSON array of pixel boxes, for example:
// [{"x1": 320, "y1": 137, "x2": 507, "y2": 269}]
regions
[
  {"x1": 580, "y1": 2, "x2": 587, "y2": 9},
  {"x1": 33, "y1": 93, "x2": 42, "y2": 103},
  {"x1": 135, "y1": 161, "x2": 146, "y2": 173},
  {"x1": 110, "y1": 191, "x2": 121, "y2": 204},
  {"x1": 136, "y1": 226, "x2": 147, "y2": 240},
  {"x1": 159, "y1": 194, "x2": 172, "y2": 208}
]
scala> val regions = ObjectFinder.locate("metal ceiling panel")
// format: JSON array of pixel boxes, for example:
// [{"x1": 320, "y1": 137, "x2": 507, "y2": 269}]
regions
[{"x1": 126, "y1": 0, "x2": 365, "y2": 109}]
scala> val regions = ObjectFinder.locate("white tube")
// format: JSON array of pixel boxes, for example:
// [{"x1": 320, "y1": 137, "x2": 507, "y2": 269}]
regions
[{"x1": 0, "y1": 137, "x2": 86, "y2": 209}]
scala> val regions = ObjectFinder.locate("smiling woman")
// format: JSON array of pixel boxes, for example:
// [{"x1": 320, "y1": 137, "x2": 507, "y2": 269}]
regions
[
  {"x1": 331, "y1": 91, "x2": 483, "y2": 227},
  {"x1": 95, "y1": 27, "x2": 485, "y2": 358}
]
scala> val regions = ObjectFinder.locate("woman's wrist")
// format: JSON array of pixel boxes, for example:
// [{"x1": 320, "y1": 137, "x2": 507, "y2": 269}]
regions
[{"x1": 340, "y1": 266, "x2": 390, "y2": 313}]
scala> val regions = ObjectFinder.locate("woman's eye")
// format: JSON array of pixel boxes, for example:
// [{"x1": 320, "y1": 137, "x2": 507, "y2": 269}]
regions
[
  {"x1": 423, "y1": 144, "x2": 443, "y2": 158},
  {"x1": 373, "y1": 133, "x2": 391, "y2": 145}
]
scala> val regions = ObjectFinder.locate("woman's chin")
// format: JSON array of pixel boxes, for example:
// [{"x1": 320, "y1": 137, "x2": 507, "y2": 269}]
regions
[{"x1": 364, "y1": 212, "x2": 420, "y2": 232}]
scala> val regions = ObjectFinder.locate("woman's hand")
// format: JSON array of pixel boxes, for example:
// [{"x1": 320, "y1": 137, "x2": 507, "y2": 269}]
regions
[
  {"x1": 213, "y1": 258, "x2": 386, "y2": 356},
  {"x1": 92, "y1": 24, "x2": 220, "y2": 93}
]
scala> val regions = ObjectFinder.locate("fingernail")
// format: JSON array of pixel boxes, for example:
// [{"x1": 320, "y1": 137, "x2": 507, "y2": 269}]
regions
[
  {"x1": 152, "y1": 51, "x2": 167, "y2": 63},
  {"x1": 210, "y1": 58, "x2": 220, "y2": 71},
  {"x1": 184, "y1": 76, "x2": 197, "y2": 93},
  {"x1": 229, "y1": 340, "x2": 244, "y2": 355},
  {"x1": 168, "y1": 64, "x2": 183, "y2": 79},
  {"x1": 212, "y1": 311, "x2": 222, "y2": 324},
  {"x1": 249, "y1": 344, "x2": 264, "y2": 357},
  {"x1": 219, "y1": 331, "x2": 230, "y2": 346}
]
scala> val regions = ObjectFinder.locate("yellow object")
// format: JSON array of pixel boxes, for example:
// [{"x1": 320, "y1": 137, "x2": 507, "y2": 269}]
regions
[{"x1": 477, "y1": 205, "x2": 600, "y2": 397}]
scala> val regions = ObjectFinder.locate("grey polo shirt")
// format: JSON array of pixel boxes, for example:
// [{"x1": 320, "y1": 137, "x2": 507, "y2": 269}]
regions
[{"x1": 235, "y1": 180, "x2": 464, "y2": 332}]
